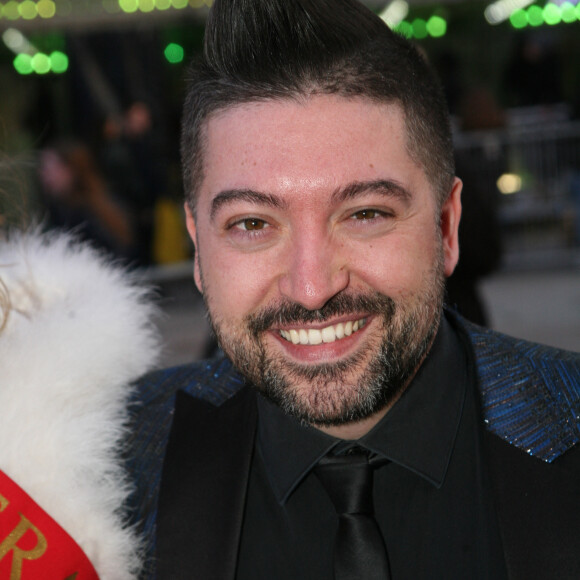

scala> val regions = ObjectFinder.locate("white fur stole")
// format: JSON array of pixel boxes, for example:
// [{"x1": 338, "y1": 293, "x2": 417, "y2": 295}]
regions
[{"x1": 0, "y1": 230, "x2": 160, "y2": 579}]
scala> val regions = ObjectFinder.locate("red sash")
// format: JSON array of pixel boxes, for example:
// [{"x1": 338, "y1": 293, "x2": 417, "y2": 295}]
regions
[{"x1": 0, "y1": 469, "x2": 99, "y2": 579}]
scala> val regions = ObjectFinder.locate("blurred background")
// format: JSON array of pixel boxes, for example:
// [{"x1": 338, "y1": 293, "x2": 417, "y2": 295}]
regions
[{"x1": 0, "y1": 0, "x2": 579, "y2": 365}]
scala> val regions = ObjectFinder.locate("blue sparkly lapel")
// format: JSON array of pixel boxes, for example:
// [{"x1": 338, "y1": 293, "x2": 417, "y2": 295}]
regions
[{"x1": 457, "y1": 315, "x2": 580, "y2": 463}]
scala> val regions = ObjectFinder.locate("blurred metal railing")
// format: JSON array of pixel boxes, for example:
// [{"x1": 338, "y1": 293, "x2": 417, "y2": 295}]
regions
[{"x1": 453, "y1": 110, "x2": 580, "y2": 269}]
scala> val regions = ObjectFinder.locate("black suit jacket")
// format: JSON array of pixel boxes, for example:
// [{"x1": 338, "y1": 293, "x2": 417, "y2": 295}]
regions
[{"x1": 127, "y1": 315, "x2": 580, "y2": 579}]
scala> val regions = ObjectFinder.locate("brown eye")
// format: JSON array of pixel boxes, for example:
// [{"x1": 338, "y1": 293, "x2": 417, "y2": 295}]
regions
[
  {"x1": 352, "y1": 209, "x2": 379, "y2": 220},
  {"x1": 242, "y1": 218, "x2": 267, "y2": 231}
]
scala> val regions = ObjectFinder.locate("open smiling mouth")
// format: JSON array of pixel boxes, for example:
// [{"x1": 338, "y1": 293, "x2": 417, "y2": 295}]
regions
[{"x1": 279, "y1": 317, "x2": 367, "y2": 345}]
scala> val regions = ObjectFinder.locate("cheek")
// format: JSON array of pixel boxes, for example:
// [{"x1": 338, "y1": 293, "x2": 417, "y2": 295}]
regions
[
  {"x1": 346, "y1": 226, "x2": 441, "y2": 300},
  {"x1": 198, "y1": 244, "x2": 280, "y2": 319}
]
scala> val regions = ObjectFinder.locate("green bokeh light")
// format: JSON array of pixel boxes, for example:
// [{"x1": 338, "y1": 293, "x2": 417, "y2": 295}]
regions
[
  {"x1": 14, "y1": 53, "x2": 33, "y2": 75},
  {"x1": 394, "y1": 21, "x2": 413, "y2": 38},
  {"x1": 527, "y1": 5, "x2": 544, "y2": 26},
  {"x1": 12, "y1": 51, "x2": 69, "y2": 75},
  {"x1": 31, "y1": 53, "x2": 51, "y2": 74},
  {"x1": 164, "y1": 42, "x2": 185, "y2": 64},
  {"x1": 412, "y1": 18, "x2": 428, "y2": 39},
  {"x1": 4, "y1": 1, "x2": 21, "y2": 20},
  {"x1": 510, "y1": 9, "x2": 528, "y2": 28},
  {"x1": 119, "y1": 0, "x2": 138, "y2": 13},
  {"x1": 561, "y1": 2, "x2": 577, "y2": 22},
  {"x1": 172, "y1": 0, "x2": 188, "y2": 9},
  {"x1": 50, "y1": 51, "x2": 69, "y2": 73},
  {"x1": 543, "y1": 3, "x2": 561, "y2": 25},
  {"x1": 19, "y1": 0, "x2": 38, "y2": 19},
  {"x1": 156, "y1": 0, "x2": 172, "y2": 10},
  {"x1": 37, "y1": 0, "x2": 56, "y2": 18},
  {"x1": 139, "y1": 0, "x2": 155, "y2": 12},
  {"x1": 426, "y1": 15, "x2": 446, "y2": 37}
]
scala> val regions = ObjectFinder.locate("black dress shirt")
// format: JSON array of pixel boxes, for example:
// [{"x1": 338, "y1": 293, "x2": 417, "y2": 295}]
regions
[{"x1": 236, "y1": 315, "x2": 508, "y2": 579}]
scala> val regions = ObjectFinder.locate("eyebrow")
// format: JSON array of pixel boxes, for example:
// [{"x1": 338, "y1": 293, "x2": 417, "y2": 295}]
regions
[
  {"x1": 332, "y1": 179, "x2": 412, "y2": 205},
  {"x1": 210, "y1": 189, "x2": 287, "y2": 221},
  {"x1": 209, "y1": 179, "x2": 412, "y2": 221}
]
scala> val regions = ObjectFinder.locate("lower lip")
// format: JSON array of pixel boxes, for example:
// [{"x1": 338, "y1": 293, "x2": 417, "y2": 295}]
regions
[{"x1": 268, "y1": 318, "x2": 373, "y2": 363}]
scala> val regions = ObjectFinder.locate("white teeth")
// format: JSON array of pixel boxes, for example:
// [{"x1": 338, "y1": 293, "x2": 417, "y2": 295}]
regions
[
  {"x1": 279, "y1": 318, "x2": 366, "y2": 345},
  {"x1": 308, "y1": 329, "x2": 322, "y2": 345},
  {"x1": 321, "y1": 326, "x2": 335, "y2": 343},
  {"x1": 344, "y1": 321, "x2": 353, "y2": 336}
]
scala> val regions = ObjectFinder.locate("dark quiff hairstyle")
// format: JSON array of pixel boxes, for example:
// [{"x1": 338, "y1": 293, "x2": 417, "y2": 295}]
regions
[{"x1": 181, "y1": 0, "x2": 455, "y2": 211}]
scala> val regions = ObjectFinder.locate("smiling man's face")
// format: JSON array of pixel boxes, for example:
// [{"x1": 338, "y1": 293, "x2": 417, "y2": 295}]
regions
[{"x1": 186, "y1": 95, "x2": 461, "y2": 437}]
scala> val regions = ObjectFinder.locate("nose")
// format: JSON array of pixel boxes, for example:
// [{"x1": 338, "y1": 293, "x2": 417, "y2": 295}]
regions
[{"x1": 278, "y1": 234, "x2": 349, "y2": 311}]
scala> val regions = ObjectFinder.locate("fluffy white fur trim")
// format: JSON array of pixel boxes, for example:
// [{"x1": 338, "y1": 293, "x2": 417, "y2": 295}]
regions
[{"x1": 0, "y1": 230, "x2": 160, "y2": 579}]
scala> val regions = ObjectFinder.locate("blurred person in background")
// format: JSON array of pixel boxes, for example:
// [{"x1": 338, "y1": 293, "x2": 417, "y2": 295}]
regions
[
  {"x1": 0, "y1": 180, "x2": 159, "y2": 577},
  {"x1": 100, "y1": 100, "x2": 169, "y2": 266},
  {"x1": 38, "y1": 140, "x2": 135, "y2": 260}
]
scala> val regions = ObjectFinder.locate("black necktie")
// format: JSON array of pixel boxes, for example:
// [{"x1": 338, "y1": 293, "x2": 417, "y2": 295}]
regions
[{"x1": 314, "y1": 448, "x2": 391, "y2": 580}]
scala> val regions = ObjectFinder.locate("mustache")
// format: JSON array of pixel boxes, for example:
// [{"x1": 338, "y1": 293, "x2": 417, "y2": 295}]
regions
[{"x1": 247, "y1": 292, "x2": 396, "y2": 335}]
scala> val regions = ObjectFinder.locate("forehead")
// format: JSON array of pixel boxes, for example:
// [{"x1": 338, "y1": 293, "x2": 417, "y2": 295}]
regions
[{"x1": 199, "y1": 95, "x2": 429, "y2": 206}]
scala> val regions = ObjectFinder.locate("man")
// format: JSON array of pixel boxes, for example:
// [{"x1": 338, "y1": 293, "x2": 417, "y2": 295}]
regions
[{"x1": 127, "y1": 1, "x2": 580, "y2": 578}]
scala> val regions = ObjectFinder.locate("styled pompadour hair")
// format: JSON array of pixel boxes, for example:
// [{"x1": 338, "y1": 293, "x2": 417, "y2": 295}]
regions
[{"x1": 181, "y1": 0, "x2": 454, "y2": 210}]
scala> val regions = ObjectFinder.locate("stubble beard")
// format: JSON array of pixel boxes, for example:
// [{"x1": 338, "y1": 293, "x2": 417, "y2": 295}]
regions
[{"x1": 203, "y1": 257, "x2": 445, "y2": 428}]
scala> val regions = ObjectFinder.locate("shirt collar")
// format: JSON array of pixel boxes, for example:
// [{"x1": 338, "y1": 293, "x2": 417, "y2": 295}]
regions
[
  {"x1": 257, "y1": 395, "x2": 337, "y2": 504},
  {"x1": 257, "y1": 314, "x2": 467, "y2": 504}
]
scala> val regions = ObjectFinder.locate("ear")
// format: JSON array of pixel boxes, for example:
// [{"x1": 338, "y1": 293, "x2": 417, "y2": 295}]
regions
[
  {"x1": 184, "y1": 203, "x2": 203, "y2": 294},
  {"x1": 440, "y1": 177, "x2": 462, "y2": 277}
]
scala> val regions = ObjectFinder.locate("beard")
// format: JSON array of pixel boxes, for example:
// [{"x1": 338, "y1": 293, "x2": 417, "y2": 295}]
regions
[{"x1": 203, "y1": 256, "x2": 445, "y2": 428}]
